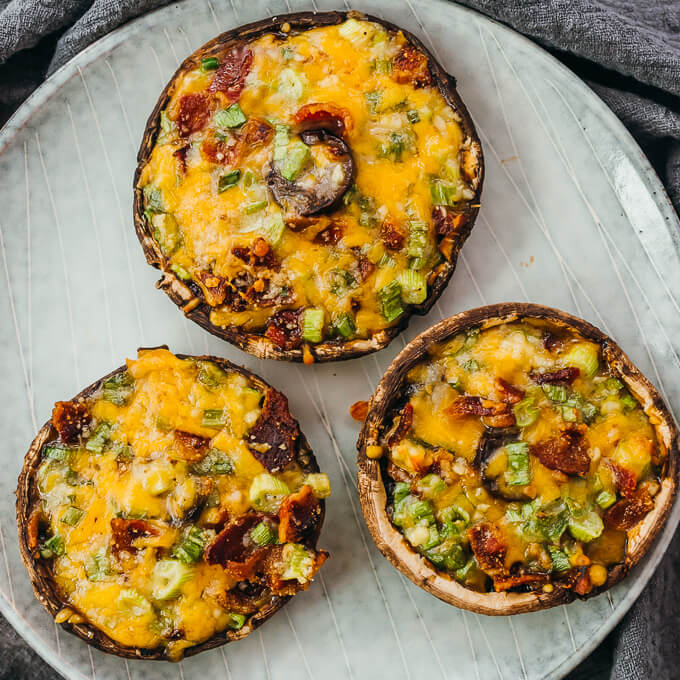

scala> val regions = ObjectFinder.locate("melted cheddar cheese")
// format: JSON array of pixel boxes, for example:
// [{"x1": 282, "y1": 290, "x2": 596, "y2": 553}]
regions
[
  {"x1": 382, "y1": 321, "x2": 663, "y2": 595},
  {"x1": 138, "y1": 18, "x2": 478, "y2": 349},
  {"x1": 34, "y1": 349, "x2": 329, "y2": 659}
]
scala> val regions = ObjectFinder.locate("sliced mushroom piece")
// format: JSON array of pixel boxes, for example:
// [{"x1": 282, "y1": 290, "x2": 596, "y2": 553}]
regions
[
  {"x1": 266, "y1": 130, "x2": 354, "y2": 217},
  {"x1": 474, "y1": 427, "x2": 532, "y2": 502}
]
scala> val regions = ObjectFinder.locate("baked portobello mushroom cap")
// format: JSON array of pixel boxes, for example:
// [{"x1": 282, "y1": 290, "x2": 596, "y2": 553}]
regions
[
  {"x1": 357, "y1": 303, "x2": 678, "y2": 615},
  {"x1": 134, "y1": 10, "x2": 483, "y2": 363},
  {"x1": 16, "y1": 348, "x2": 329, "y2": 660}
]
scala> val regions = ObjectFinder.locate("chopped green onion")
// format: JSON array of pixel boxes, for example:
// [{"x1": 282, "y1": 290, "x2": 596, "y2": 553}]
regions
[
  {"x1": 273, "y1": 124, "x2": 290, "y2": 161},
  {"x1": 202, "y1": 409, "x2": 228, "y2": 429},
  {"x1": 160, "y1": 110, "x2": 174, "y2": 134},
  {"x1": 407, "y1": 109, "x2": 420, "y2": 124},
  {"x1": 430, "y1": 180, "x2": 458, "y2": 207},
  {"x1": 190, "y1": 448, "x2": 234, "y2": 476},
  {"x1": 371, "y1": 58, "x2": 392, "y2": 74},
  {"x1": 423, "y1": 540, "x2": 467, "y2": 571},
  {"x1": 365, "y1": 90, "x2": 382, "y2": 114},
  {"x1": 542, "y1": 383, "x2": 568, "y2": 403},
  {"x1": 103, "y1": 372, "x2": 135, "y2": 406},
  {"x1": 143, "y1": 185, "x2": 164, "y2": 214},
  {"x1": 548, "y1": 546, "x2": 571, "y2": 572},
  {"x1": 118, "y1": 588, "x2": 153, "y2": 614},
  {"x1": 377, "y1": 253, "x2": 395, "y2": 268},
  {"x1": 513, "y1": 397, "x2": 539, "y2": 427},
  {"x1": 393, "y1": 482, "x2": 411, "y2": 504},
  {"x1": 251, "y1": 521, "x2": 276, "y2": 547},
  {"x1": 462, "y1": 359, "x2": 480, "y2": 372},
  {"x1": 304, "y1": 473, "x2": 331, "y2": 499},
  {"x1": 196, "y1": 360, "x2": 227, "y2": 388},
  {"x1": 440, "y1": 499, "x2": 471, "y2": 524},
  {"x1": 172, "y1": 526, "x2": 208, "y2": 564},
  {"x1": 620, "y1": 394, "x2": 637, "y2": 412},
  {"x1": 417, "y1": 474, "x2": 446, "y2": 499},
  {"x1": 568, "y1": 510, "x2": 604, "y2": 542},
  {"x1": 43, "y1": 443, "x2": 71, "y2": 462},
  {"x1": 278, "y1": 68, "x2": 305, "y2": 101},
  {"x1": 249, "y1": 473, "x2": 290, "y2": 513},
  {"x1": 60, "y1": 506, "x2": 84, "y2": 527},
  {"x1": 454, "y1": 558, "x2": 476, "y2": 582},
  {"x1": 605, "y1": 377, "x2": 623, "y2": 393},
  {"x1": 560, "y1": 405, "x2": 579, "y2": 422},
  {"x1": 282, "y1": 46, "x2": 294, "y2": 61},
  {"x1": 397, "y1": 269, "x2": 427, "y2": 304},
  {"x1": 280, "y1": 543, "x2": 314, "y2": 583},
  {"x1": 226, "y1": 612, "x2": 247, "y2": 630},
  {"x1": 302, "y1": 307, "x2": 325, "y2": 344},
  {"x1": 329, "y1": 268, "x2": 356, "y2": 296},
  {"x1": 85, "y1": 548, "x2": 111, "y2": 581},
  {"x1": 39, "y1": 535, "x2": 65, "y2": 559},
  {"x1": 244, "y1": 200, "x2": 268, "y2": 214},
  {"x1": 378, "y1": 280, "x2": 404, "y2": 322},
  {"x1": 86, "y1": 422, "x2": 112, "y2": 453},
  {"x1": 280, "y1": 141, "x2": 311, "y2": 181},
  {"x1": 407, "y1": 220, "x2": 428, "y2": 259},
  {"x1": 200, "y1": 56, "x2": 220, "y2": 72},
  {"x1": 171, "y1": 263, "x2": 192, "y2": 280},
  {"x1": 331, "y1": 312, "x2": 356, "y2": 339},
  {"x1": 596, "y1": 490, "x2": 617, "y2": 509},
  {"x1": 152, "y1": 213, "x2": 181, "y2": 255},
  {"x1": 504, "y1": 442, "x2": 531, "y2": 486},
  {"x1": 263, "y1": 214, "x2": 286, "y2": 247},
  {"x1": 111, "y1": 442, "x2": 133, "y2": 462},
  {"x1": 214, "y1": 103, "x2": 247, "y2": 129},
  {"x1": 218, "y1": 169, "x2": 241, "y2": 192},
  {"x1": 562, "y1": 342, "x2": 599, "y2": 378},
  {"x1": 152, "y1": 559, "x2": 195, "y2": 599}
]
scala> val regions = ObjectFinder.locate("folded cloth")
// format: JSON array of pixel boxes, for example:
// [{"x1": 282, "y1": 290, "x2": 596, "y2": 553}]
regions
[{"x1": 0, "y1": 2, "x2": 679, "y2": 679}]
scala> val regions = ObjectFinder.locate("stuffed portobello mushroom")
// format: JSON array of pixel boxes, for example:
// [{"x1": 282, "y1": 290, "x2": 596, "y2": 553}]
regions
[
  {"x1": 134, "y1": 11, "x2": 483, "y2": 362},
  {"x1": 357, "y1": 304, "x2": 678, "y2": 615},
  {"x1": 16, "y1": 348, "x2": 329, "y2": 660}
]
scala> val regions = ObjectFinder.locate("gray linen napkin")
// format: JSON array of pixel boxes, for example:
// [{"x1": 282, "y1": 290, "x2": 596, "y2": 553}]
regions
[{"x1": 0, "y1": 2, "x2": 678, "y2": 679}]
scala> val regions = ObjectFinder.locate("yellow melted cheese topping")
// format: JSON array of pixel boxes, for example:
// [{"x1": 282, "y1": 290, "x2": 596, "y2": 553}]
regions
[
  {"x1": 138, "y1": 19, "x2": 476, "y2": 345},
  {"x1": 35, "y1": 349, "x2": 329, "y2": 658},
  {"x1": 383, "y1": 321, "x2": 663, "y2": 594}
]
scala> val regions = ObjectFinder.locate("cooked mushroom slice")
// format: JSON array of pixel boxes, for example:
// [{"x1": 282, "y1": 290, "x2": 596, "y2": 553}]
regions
[
  {"x1": 267, "y1": 130, "x2": 354, "y2": 217},
  {"x1": 474, "y1": 428, "x2": 532, "y2": 501}
]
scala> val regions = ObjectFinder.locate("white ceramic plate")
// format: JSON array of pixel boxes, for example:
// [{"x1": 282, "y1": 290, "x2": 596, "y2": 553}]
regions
[{"x1": 1, "y1": 1, "x2": 679, "y2": 678}]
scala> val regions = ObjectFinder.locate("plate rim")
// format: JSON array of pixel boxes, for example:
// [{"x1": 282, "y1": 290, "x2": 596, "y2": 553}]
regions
[{"x1": 1, "y1": 1, "x2": 678, "y2": 678}]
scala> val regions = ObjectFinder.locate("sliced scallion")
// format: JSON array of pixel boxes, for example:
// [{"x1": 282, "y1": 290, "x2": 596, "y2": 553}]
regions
[
  {"x1": 85, "y1": 548, "x2": 111, "y2": 581},
  {"x1": 304, "y1": 473, "x2": 331, "y2": 499},
  {"x1": 202, "y1": 409, "x2": 228, "y2": 429},
  {"x1": 548, "y1": 546, "x2": 571, "y2": 572},
  {"x1": 504, "y1": 442, "x2": 531, "y2": 486},
  {"x1": 218, "y1": 169, "x2": 241, "y2": 193},
  {"x1": 513, "y1": 397, "x2": 539, "y2": 427},
  {"x1": 226, "y1": 612, "x2": 247, "y2": 630},
  {"x1": 250, "y1": 521, "x2": 276, "y2": 547},
  {"x1": 214, "y1": 103, "x2": 247, "y2": 129},
  {"x1": 60, "y1": 506, "x2": 84, "y2": 527},
  {"x1": 152, "y1": 559, "x2": 195, "y2": 599},
  {"x1": 200, "y1": 56, "x2": 220, "y2": 72},
  {"x1": 190, "y1": 448, "x2": 233, "y2": 476},
  {"x1": 397, "y1": 269, "x2": 427, "y2": 304},
  {"x1": 103, "y1": 372, "x2": 135, "y2": 406},
  {"x1": 302, "y1": 307, "x2": 325, "y2": 344},
  {"x1": 249, "y1": 473, "x2": 290, "y2": 513},
  {"x1": 377, "y1": 280, "x2": 403, "y2": 323},
  {"x1": 85, "y1": 422, "x2": 112, "y2": 453},
  {"x1": 172, "y1": 526, "x2": 207, "y2": 564},
  {"x1": 331, "y1": 312, "x2": 356, "y2": 339},
  {"x1": 39, "y1": 535, "x2": 65, "y2": 559},
  {"x1": 279, "y1": 141, "x2": 310, "y2": 181},
  {"x1": 244, "y1": 200, "x2": 267, "y2": 214}
]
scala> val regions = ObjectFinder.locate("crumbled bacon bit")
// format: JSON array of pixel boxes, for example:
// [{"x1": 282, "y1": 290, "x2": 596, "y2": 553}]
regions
[
  {"x1": 604, "y1": 488, "x2": 654, "y2": 530},
  {"x1": 387, "y1": 403, "x2": 414, "y2": 446},
  {"x1": 572, "y1": 569, "x2": 593, "y2": 596},
  {"x1": 349, "y1": 400, "x2": 369, "y2": 422},
  {"x1": 356, "y1": 257, "x2": 375, "y2": 282},
  {"x1": 240, "y1": 117, "x2": 273, "y2": 147},
  {"x1": 380, "y1": 219, "x2": 406, "y2": 251},
  {"x1": 606, "y1": 461, "x2": 637, "y2": 498},
  {"x1": 110, "y1": 518, "x2": 159, "y2": 555},
  {"x1": 173, "y1": 145, "x2": 189, "y2": 172},
  {"x1": 446, "y1": 396, "x2": 511, "y2": 420},
  {"x1": 313, "y1": 221, "x2": 344, "y2": 246},
  {"x1": 231, "y1": 239, "x2": 278, "y2": 270},
  {"x1": 542, "y1": 331, "x2": 563, "y2": 353},
  {"x1": 52, "y1": 401, "x2": 90, "y2": 444},
  {"x1": 393, "y1": 44, "x2": 431, "y2": 88},
  {"x1": 172, "y1": 430, "x2": 210, "y2": 462},
  {"x1": 246, "y1": 388, "x2": 299, "y2": 472},
  {"x1": 468, "y1": 523, "x2": 506, "y2": 573},
  {"x1": 195, "y1": 270, "x2": 229, "y2": 307},
  {"x1": 294, "y1": 103, "x2": 353, "y2": 138},
  {"x1": 495, "y1": 377, "x2": 525, "y2": 404},
  {"x1": 432, "y1": 206, "x2": 467, "y2": 237},
  {"x1": 264, "y1": 310, "x2": 303, "y2": 350},
  {"x1": 200, "y1": 137, "x2": 237, "y2": 165},
  {"x1": 204, "y1": 514, "x2": 264, "y2": 566},
  {"x1": 177, "y1": 93, "x2": 213, "y2": 137},
  {"x1": 208, "y1": 46, "x2": 253, "y2": 101},
  {"x1": 482, "y1": 413, "x2": 517, "y2": 429},
  {"x1": 530, "y1": 367, "x2": 580, "y2": 385},
  {"x1": 278, "y1": 485, "x2": 321, "y2": 543},
  {"x1": 531, "y1": 423, "x2": 590, "y2": 476},
  {"x1": 493, "y1": 572, "x2": 549, "y2": 592}
]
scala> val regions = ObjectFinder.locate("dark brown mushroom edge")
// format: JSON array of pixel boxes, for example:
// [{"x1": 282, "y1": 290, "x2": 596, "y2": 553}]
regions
[
  {"x1": 16, "y1": 348, "x2": 329, "y2": 660},
  {"x1": 357, "y1": 303, "x2": 678, "y2": 615},
  {"x1": 134, "y1": 10, "x2": 483, "y2": 363}
]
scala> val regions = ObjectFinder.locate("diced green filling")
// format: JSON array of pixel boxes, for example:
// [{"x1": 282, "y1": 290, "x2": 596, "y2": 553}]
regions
[
  {"x1": 85, "y1": 548, "x2": 111, "y2": 581},
  {"x1": 200, "y1": 56, "x2": 219, "y2": 72},
  {"x1": 430, "y1": 180, "x2": 458, "y2": 207},
  {"x1": 226, "y1": 613, "x2": 247, "y2": 630},
  {"x1": 43, "y1": 443, "x2": 72, "y2": 462},
  {"x1": 196, "y1": 360, "x2": 228, "y2": 388},
  {"x1": 504, "y1": 442, "x2": 531, "y2": 486},
  {"x1": 397, "y1": 270, "x2": 427, "y2": 304},
  {"x1": 304, "y1": 473, "x2": 331, "y2": 499},
  {"x1": 170, "y1": 263, "x2": 192, "y2": 281},
  {"x1": 251, "y1": 521, "x2": 276, "y2": 547},
  {"x1": 102, "y1": 372, "x2": 135, "y2": 406},
  {"x1": 280, "y1": 543, "x2": 314, "y2": 583},
  {"x1": 172, "y1": 526, "x2": 208, "y2": 564},
  {"x1": 280, "y1": 141, "x2": 311, "y2": 181},
  {"x1": 244, "y1": 200, "x2": 268, "y2": 214},
  {"x1": 513, "y1": 397, "x2": 540, "y2": 427},
  {"x1": 190, "y1": 449, "x2": 234, "y2": 476},
  {"x1": 273, "y1": 124, "x2": 290, "y2": 161},
  {"x1": 152, "y1": 213, "x2": 181, "y2": 255},
  {"x1": 218, "y1": 169, "x2": 241, "y2": 192},
  {"x1": 548, "y1": 546, "x2": 571, "y2": 571},
  {"x1": 407, "y1": 109, "x2": 420, "y2": 124},
  {"x1": 562, "y1": 343, "x2": 599, "y2": 377},
  {"x1": 567, "y1": 510, "x2": 604, "y2": 542},
  {"x1": 85, "y1": 422, "x2": 112, "y2": 453},
  {"x1": 331, "y1": 312, "x2": 356, "y2": 339},
  {"x1": 39, "y1": 535, "x2": 65, "y2": 559},
  {"x1": 201, "y1": 409, "x2": 229, "y2": 429},
  {"x1": 60, "y1": 506, "x2": 84, "y2": 527},
  {"x1": 302, "y1": 307, "x2": 325, "y2": 343},
  {"x1": 378, "y1": 280, "x2": 404, "y2": 322},
  {"x1": 143, "y1": 185, "x2": 164, "y2": 215},
  {"x1": 214, "y1": 103, "x2": 247, "y2": 129},
  {"x1": 263, "y1": 214, "x2": 286, "y2": 247},
  {"x1": 152, "y1": 559, "x2": 195, "y2": 599},
  {"x1": 249, "y1": 473, "x2": 290, "y2": 513}
]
